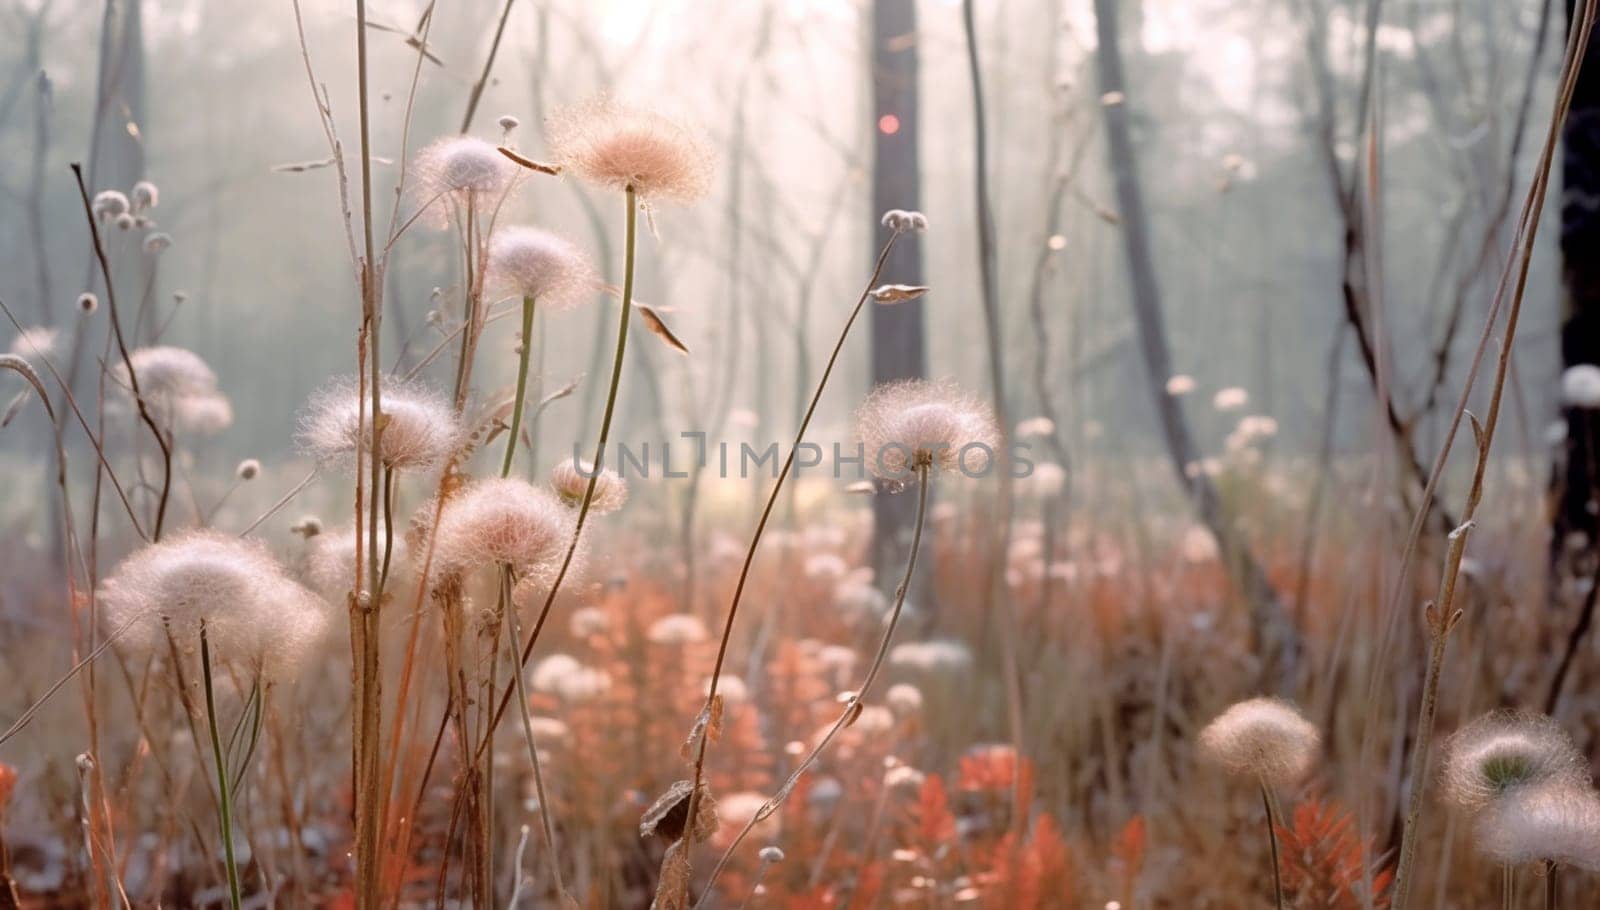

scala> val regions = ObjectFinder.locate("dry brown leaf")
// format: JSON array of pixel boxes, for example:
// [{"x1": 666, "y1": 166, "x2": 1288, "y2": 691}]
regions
[{"x1": 497, "y1": 146, "x2": 561, "y2": 176}]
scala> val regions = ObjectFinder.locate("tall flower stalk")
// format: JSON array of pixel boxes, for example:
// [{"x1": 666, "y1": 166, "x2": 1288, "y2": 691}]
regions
[{"x1": 199, "y1": 625, "x2": 241, "y2": 910}]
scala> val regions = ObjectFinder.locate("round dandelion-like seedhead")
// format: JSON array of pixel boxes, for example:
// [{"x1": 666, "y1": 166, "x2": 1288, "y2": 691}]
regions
[
  {"x1": 1562, "y1": 364, "x2": 1600, "y2": 409},
  {"x1": 486, "y1": 227, "x2": 596, "y2": 308},
  {"x1": 1440, "y1": 710, "x2": 1587, "y2": 811},
  {"x1": 92, "y1": 190, "x2": 129, "y2": 221},
  {"x1": 142, "y1": 232, "x2": 172, "y2": 255},
  {"x1": 547, "y1": 97, "x2": 713, "y2": 203},
  {"x1": 1197, "y1": 697, "x2": 1321, "y2": 786},
  {"x1": 531, "y1": 653, "x2": 611, "y2": 702},
  {"x1": 427, "y1": 478, "x2": 574, "y2": 584},
  {"x1": 647, "y1": 613, "x2": 707, "y2": 646},
  {"x1": 236, "y1": 459, "x2": 261, "y2": 481},
  {"x1": 305, "y1": 524, "x2": 409, "y2": 600},
  {"x1": 1476, "y1": 784, "x2": 1600, "y2": 870},
  {"x1": 100, "y1": 530, "x2": 328, "y2": 677},
  {"x1": 116, "y1": 346, "x2": 217, "y2": 401},
  {"x1": 880, "y1": 209, "x2": 928, "y2": 233},
  {"x1": 77, "y1": 292, "x2": 99, "y2": 315},
  {"x1": 1166, "y1": 374, "x2": 1197, "y2": 396},
  {"x1": 415, "y1": 135, "x2": 516, "y2": 199},
  {"x1": 299, "y1": 377, "x2": 461, "y2": 473},
  {"x1": 131, "y1": 180, "x2": 159, "y2": 211},
  {"x1": 9, "y1": 326, "x2": 59, "y2": 360},
  {"x1": 855, "y1": 380, "x2": 1000, "y2": 482},
  {"x1": 1212, "y1": 386, "x2": 1249, "y2": 411},
  {"x1": 549, "y1": 456, "x2": 628, "y2": 513},
  {"x1": 112, "y1": 346, "x2": 232, "y2": 436}
]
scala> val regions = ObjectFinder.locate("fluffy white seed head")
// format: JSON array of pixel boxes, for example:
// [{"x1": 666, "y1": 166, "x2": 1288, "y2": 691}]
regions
[
  {"x1": 299, "y1": 377, "x2": 461, "y2": 472},
  {"x1": 886, "y1": 683, "x2": 924, "y2": 717},
  {"x1": 647, "y1": 613, "x2": 707, "y2": 646},
  {"x1": 531, "y1": 653, "x2": 611, "y2": 701},
  {"x1": 548, "y1": 97, "x2": 713, "y2": 203},
  {"x1": 486, "y1": 227, "x2": 596, "y2": 309},
  {"x1": 142, "y1": 232, "x2": 173, "y2": 255},
  {"x1": 427, "y1": 478, "x2": 574, "y2": 584},
  {"x1": 236, "y1": 459, "x2": 261, "y2": 481},
  {"x1": 9, "y1": 326, "x2": 59, "y2": 360},
  {"x1": 880, "y1": 209, "x2": 928, "y2": 233},
  {"x1": 415, "y1": 135, "x2": 516, "y2": 199},
  {"x1": 305, "y1": 524, "x2": 409, "y2": 600},
  {"x1": 1562, "y1": 364, "x2": 1600, "y2": 409},
  {"x1": 549, "y1": 456, "x2": 627, "y2": 513},
  {"x1": 116, "y1": 346, "x2": 217, "y2": 401},
  {"x1": 888, "y1": 640, "x2": 972, "y2": 673},
  {"x1": 1213, "y1": 387, "x2": 1249, "y2": 411},
  {"x1": 77, "y1": 292, "x2": 99, "y2": 314},
  {"x1": 100, "y1": 530, "x2": 328, "y2": 677},
  {"x1": 92, "y1": 190, "x2": 129, "y2": 220},
  {"x1": 1476, "y1": 784, "x2": 1600, "y2": 870},
  {"x1": 856, "y1": 380, "x2": 1000, "y2": 481},
  {"x1": 131, "y1": 180, "x2": 159, "y2": 211},
  {"x1": 1166, "y1": 374, "x2": 1197, "y2": 395},
  {"x1": 1197, "y1": 697, "x2": 1321, "y2": 786},
  {"x1": 111, "y1": 346, "x2": 231, "y2": 436},
  {"x1": 1441, "y1": 711, "x2": 1588, "y2": 811}
]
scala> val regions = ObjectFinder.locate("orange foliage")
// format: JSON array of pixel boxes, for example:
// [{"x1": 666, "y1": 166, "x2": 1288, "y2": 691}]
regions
[{"x1": 1276, "y1": 799, "x2": 1392, "y2": 909}]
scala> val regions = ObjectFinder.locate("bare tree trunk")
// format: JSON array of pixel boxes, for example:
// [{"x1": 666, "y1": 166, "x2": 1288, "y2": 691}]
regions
[
  {"x1": 1555, "y1": 0, "x2": 1600, "y2": 574},
  {"x1": 869, "y1": 0, "x2": 927, "y2": 580},
  {"x1": 1091, "y1": 0, "x2": 1294, "y2": 680}
]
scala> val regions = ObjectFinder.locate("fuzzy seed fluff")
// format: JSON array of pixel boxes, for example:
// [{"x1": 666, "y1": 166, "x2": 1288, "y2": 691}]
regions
[
  {"x1": 299, "y1": 377, "x2": 461, "y2": 473},
  {"x1": 547, "y1": 97, "x2": 713, "y2": 203},
  {"x1": 1562, "y1": 364, "x2": 1600, "y2": 409},
  {"x1": 486, "y1": 227, "x2": 596, "y2": 309},
  {"x1": 855, "y1": 380, "x2": 1000, "y2": 481},
  {"x1": 415, "y1": 135, "x2": 516, "y2": 199},
  {"x1": 101, "y1": 530, "x2": 328, "y2": 677},
  {"x1": 1475, "y1": 783, "x2": 1600, "y2": 870},
  {"x1": 9, "y1": 327, "x2": 58, "y2": 360},
  {"x1": 426, "y1": 478, "x2": 574, "y2": 585},
  {"x1": 1440, "y1": 710, "x2": 1588, "y2": 811},
  {"x1": 1197, "y1": 697, "x2": 1320, "y2": 786},
  {"x1": 549, "y1": 456, "x2": 628, "y2": 513}
]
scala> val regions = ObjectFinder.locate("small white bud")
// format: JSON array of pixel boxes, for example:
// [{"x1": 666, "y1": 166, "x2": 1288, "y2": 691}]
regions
[
  {"x1": 236, "y1": 459, "x2": 261, "y2": 481},
  {"x1": 77, "y1": 292, "x2": 99, "y2": 314}
]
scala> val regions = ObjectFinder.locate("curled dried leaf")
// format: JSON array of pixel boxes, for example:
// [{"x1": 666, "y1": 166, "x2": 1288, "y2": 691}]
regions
[
  {"x1": 497, "y1": 146, "x2": 561, "y2": 176},
  {"x1": 636, "y1": 304, "x2": 689, "y2": 355},
  {"x1": 870, "y1": 284, "x2": 930, "y2": 304},
  {"x1": 640, "y1": 779, "x2": 717, "y2": 844}
]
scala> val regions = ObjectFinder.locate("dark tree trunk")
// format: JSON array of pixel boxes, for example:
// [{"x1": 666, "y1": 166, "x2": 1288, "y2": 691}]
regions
[
  {"x1": 1091, "y1": 0, "x2": 1295, "y2": 681},
  {"x1": 869, "y1": 0, "x2": 927, "y2": 579},
  {"x1": 1556, "y1": 0, "x2": 1600, "y2": 570}
]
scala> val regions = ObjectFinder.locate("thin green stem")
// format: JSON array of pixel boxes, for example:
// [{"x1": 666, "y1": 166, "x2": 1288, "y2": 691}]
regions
[
  {"x1": 502, "y1": 566, "x2": 566, "y2": 897},
  {"x1": 501, "y1": 295, "x2": 537, "y2": 477},
  {"x1": 476, "y1": 186, "x2": 637, "y2": 758},
  {"x1": 201, "y1": 627, "x2": 242, "y2": 910},
  {"x1": 1260, "y1": 782, "x2": 1284, "y2": 910},
  {"x1": 694, "y1": 463, "x2": 930, "y2": 904}
]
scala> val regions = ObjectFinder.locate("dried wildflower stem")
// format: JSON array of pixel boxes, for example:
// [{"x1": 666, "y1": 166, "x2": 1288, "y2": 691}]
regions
[
  {"x1": 501, "y1": 566, "x2": 565, "y2": 897},
  {"x1": 1260, "y1": 782, "x2": 1284, "y2": 910},
  {"x1": 1503, "y1": 863, "x2": 1514, "y2": 910},
  {"x1": 200, "y1": 627, "x2": 242, "y2": 910},
  {"x1": 500, "y1": 295, "x2": 537, "y2": 477},
  {"x1": 677, "y1": 231, "x2": 901, "y2": 852},
  {"x1": 459, "y1": 0, "x2": 515, "y2": 133},
  {"x1": 352, "y1": 0, "x2": 386, "y2": 903},
  {"x1": 1388, "y1": 0, "x2": 1594, "y2": 904},
  {"x1": 477, "y1": 187, "x2": 639, "y2": 754},
  {"x1": 70, "y1": 163, "x2": 173, "y2": 541},
  {"x1": 697, "y1": 462, "x2": 930, "y2": 902}
]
